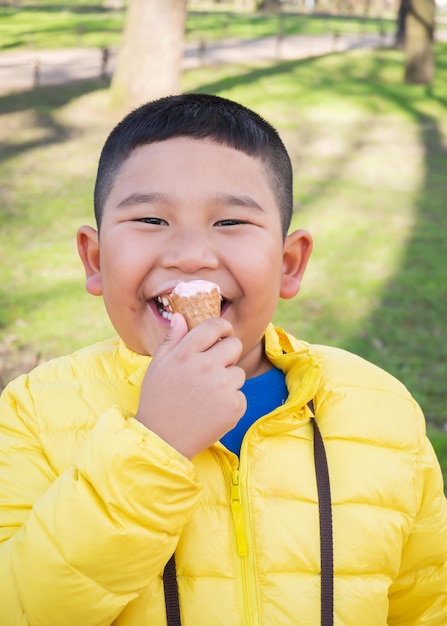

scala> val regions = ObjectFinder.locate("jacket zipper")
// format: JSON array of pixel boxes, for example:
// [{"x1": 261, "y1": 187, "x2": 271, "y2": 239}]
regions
[
  {"x1": 230, "y1": 468, "x2": 248, "y2": 557},
  {"x1": 231, "y1": 465, "x2": 259, "y2": 626},
  {"x1": 215, "y1": 445, "x2": 261, "y2": 625}
]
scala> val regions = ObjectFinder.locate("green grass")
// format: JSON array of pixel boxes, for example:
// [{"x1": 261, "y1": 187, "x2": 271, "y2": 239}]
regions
[
  {"x1": 0, "y1": 41, "x2": 446, "y2": 486},
  {"x1": 0, "y1": 5, "x2": 124, "y2": 50},
  {"x1": 0, "y1": 5, "x2": 396, "y2": 52},
  {"x1": 186, "y1": 10, "x2": 395, "y2": 41}
]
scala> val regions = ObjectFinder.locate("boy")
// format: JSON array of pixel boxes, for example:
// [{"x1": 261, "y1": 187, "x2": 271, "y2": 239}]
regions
[{"x1": 0, "y1": 94, "x2": 446, "y2": 626}]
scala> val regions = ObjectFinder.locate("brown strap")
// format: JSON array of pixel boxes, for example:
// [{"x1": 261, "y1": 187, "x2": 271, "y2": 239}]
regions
[
  {"x1": 163, "y1": 553, "x2": 181, "y2": 626},
  {"x1": 163, "y1": 401, "x2": 334, "y2": 626},
  {"x1": 310, "y1": 400, "x2": 334, "y2": 626}
]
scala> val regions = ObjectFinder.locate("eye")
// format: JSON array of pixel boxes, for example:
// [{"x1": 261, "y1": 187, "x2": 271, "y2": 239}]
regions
[
  {"x1": 134, "y1": 217, "x2": 168, "y2": 226},
  {"x1": 214, "y1": 219, "x2": 247, "y2": 227}
]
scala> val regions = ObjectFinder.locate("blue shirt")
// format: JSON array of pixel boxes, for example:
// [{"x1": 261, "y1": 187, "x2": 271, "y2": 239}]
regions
[{"x1": 220, "y1": 367, "x2": 288, "y2": 456}]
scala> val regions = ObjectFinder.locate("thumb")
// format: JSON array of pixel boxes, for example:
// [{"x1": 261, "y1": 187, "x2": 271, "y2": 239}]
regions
[{"x1": 151, "y1": 313, "x2": 188, "y2": 363}]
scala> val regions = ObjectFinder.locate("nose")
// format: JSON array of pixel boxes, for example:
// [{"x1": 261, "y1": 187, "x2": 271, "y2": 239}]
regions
[{"x1": 161, "y1": 227, "x2": 219, "y2": 274}]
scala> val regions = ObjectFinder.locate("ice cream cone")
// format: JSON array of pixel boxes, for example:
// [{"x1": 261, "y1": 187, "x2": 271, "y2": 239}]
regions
[{"x1": 168, "y1": 281, "x2": 221, "y2": 330}]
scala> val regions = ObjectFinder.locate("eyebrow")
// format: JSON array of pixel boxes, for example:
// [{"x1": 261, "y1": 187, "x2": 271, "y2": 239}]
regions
[
  {"x1": 115, "y1": 191, "x2": 265, "y2": 213},
  {"x1": 212, "y1": 193, "x2": 265, "y2": 213},
  {"x1": 116, "y1": 192, "x2": 166, "y2": 209}
]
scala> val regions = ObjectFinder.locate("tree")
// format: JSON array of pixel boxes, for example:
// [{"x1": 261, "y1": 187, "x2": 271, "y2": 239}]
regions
[
  {"x1": 396, "y1": 0, "x2": 435, "y2": 84},
  {"x1": 257, "y1": 0, "x2": 283, "y2": 8},
  {"x1": 110, "y1": 0, "x2": 187, "y2": 111},
  {"x1": 233, "y1": 0, "x2": 257, "y2": 9},
  {"x1": 395, "y1": 0, "x2": 410, "y2": 49},
  {"x1": 233, "y1": 0, "x2": 258, "y2": 9}
]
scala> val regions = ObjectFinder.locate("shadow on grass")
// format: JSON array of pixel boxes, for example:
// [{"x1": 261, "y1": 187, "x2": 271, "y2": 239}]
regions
[
  {"x1": 342, "y1": 118, "x2": 447, "y2": 428},
  {"x1": 0, "y1": 276, "x2": 86, "y2": 386},
  {"x1": 0, "y1": 277, "x2": 83, "y2": 331},
  {"x1": 0, "y1": 4, "x2": 116, "y2": 14},
  {"x1": 0, "y1": 77, "x2": 109, "y2": 220}
]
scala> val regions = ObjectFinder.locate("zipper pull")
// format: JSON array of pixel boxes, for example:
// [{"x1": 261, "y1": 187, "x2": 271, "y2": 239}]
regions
[{"x1": 230, "y1": 469, "x2": 248, "y2": 557}]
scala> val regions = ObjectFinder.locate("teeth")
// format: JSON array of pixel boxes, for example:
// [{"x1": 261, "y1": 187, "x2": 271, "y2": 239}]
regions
[{"x1": 155, "y1": 295, "x2": 172, "y2": 320}]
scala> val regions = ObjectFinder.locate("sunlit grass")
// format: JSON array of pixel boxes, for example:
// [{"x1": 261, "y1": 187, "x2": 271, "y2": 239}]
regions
[{"x1": 0, "y1": 5, "x2": 396, "y2": 52}]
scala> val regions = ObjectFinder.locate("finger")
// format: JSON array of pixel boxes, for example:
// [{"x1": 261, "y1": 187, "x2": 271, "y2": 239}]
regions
[
  {"x1": 226, "y1": 365, "x2": 246, "y2": 396},
  {"x1": 186, "y1": 317, "x2": 235, "y2": 352},
  {"x1": 235, "y1": 389, "x2": 247, "y2": 419},
  {"x1": 208, "y1": 335, "x2": 244, "y2": 367},
  {"x1": 150, "y1": 313, "x2": 189, "y2": 364}
]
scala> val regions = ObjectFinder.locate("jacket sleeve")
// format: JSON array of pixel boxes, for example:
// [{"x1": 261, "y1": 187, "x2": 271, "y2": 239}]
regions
[
  {"x1": 0, "y1": 377, "x2": 202, "y2": 626},
  {"x1": 388, "y1": 433, "x2": 447, "y2": 625}
]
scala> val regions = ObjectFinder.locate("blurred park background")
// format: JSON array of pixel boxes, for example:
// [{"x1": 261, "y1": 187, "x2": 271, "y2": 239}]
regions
[{"x1": 0, "y1": 0, "x2": 446, "y2": 486}]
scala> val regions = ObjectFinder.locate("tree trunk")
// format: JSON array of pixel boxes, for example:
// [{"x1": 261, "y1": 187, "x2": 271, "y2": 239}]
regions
[
  {"x1": 404, "y1": 0, "x2": 435, "y2": 84},
  {"x1": 395, "y1": 0, "x2": 409, "y2": 49},
  {"x1": 258, "y1": 0, "x2": 283, "y2": 9},
  {"x1": 110, "y1": 0, "x2": 187, "y2": 111},
  {"x1": 233, "y1": 0, "x2": 259, "y2": 9}
]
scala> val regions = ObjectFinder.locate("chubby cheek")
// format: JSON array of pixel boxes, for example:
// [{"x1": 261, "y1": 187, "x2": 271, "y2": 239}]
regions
[
  {"x1": 238, "y1": 249, "x2": 283, "y2": 306},
  {"x1": 234, "y1": 277, "x2": 279, "y2": 339},
  {"x1": 101, "y1": 236, "x2": 148, "y2": 300},
  {"x1": 106, "y1": 303, "x2": 168, "y2": 357},
  {"x1": 235, "y1": 264, "x2": 282, "y2": 347}
]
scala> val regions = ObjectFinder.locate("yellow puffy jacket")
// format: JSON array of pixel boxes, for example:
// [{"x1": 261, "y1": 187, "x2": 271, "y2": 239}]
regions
[{"x1": 1, "y1": 325, "x2": 446, "y2": 626}]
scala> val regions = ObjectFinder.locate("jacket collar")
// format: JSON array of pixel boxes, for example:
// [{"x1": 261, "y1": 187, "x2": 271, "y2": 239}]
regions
[
  {"x1": 117, "y1": 339, "x2": 151, "y2": 386},
  {"x1": 263, "y1": 324, "x2": 322, "y2": 423}
]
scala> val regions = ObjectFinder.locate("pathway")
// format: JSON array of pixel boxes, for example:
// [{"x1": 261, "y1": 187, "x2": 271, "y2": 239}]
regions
[{"x1": 0, "y1": 31, "x2": 399, "y2": 95}]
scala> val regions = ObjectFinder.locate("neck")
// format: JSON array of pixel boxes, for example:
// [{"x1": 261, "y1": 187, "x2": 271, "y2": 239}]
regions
[{"x1": 238, "y1": 340, "x2": 272, "y2": 379}]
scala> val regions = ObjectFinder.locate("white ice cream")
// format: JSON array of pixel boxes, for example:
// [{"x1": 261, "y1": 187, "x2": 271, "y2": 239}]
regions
[{"x1": 172, "y1": 280, "x2": 220, "y2": 297}]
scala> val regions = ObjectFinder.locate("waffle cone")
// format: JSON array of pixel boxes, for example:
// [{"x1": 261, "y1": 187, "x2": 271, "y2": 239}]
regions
[{"x1": 168, "y1": 288, "x2": 221, "y2": 330}]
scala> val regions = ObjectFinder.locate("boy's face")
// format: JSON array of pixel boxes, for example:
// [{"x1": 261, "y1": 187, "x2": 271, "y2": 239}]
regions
[{"x1": 78, "y1": 137, "x2": 312, "y2": 378}]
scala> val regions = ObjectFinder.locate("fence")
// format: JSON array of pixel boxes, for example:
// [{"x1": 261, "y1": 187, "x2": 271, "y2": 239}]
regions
[{"x1": 0, "y1": 30, "x2": 398, "y2": 95}]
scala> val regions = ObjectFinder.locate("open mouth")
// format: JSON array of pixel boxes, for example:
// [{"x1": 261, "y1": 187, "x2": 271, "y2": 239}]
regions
[
  {"x1": 153, "y1": 294, "x2": 227, "y2": 322},
  {"x1": 155, "y1": 295, "x2": 174, "y2": 321}
]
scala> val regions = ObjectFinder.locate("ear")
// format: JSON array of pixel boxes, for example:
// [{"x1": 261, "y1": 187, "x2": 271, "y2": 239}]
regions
[
  {"x1": 77, "y1": 225, "x2": 103, "y2": 296},
  {"x1": 279, "y1": 229, "x2": 313, "y2": 300}
]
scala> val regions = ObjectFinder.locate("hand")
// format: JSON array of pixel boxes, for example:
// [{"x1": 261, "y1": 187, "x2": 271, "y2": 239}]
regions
[{"x1": 135, "y1": 313, "x2": 246, "y2": 459}]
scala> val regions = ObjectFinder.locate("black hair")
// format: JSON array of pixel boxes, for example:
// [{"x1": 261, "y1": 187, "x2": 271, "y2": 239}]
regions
[{"x1": 94, "y1": 93, "x2": 293, "y2": 237}]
